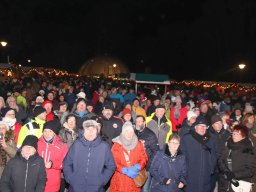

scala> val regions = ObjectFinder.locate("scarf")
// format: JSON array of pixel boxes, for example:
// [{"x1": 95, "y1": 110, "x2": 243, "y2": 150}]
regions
[
  {"x1": 113, "y1": 134, "x2": 138, "y2": 151},
  {"x1": 174, "y1": 105, "x2": 181, "y2": 119}
]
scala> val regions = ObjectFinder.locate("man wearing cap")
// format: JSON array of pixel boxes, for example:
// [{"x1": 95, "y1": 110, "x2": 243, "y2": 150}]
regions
[
  {"x1": 17, "y1": 106, "x2": 47, "y2": 148},
  {"x1": 0, "y1": 135, "x2": 46, "y2": 192},
  {"x1": 63, "y1": 120, "x2": 116, "y2": 192},
  {"x1": 208, "y1": 114, "x2": 231, "y2": 191},
  {"x1": 146, "y1": 104, "x2": 172, "y2": 150},
  {"x1": 37, "y1": 120, "x2": 68, "y2": 192},
  {"x1": 180, "y1": 115, "x2": 217, "y2": 192},
  {"x1": 99, "y1": 103, "x2": 123, "y2": 147}
]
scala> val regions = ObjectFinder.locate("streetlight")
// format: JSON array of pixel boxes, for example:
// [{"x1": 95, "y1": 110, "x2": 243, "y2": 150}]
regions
[
  {"x1": 238, "y1": 64, "x2": 246, "y2": 70},
  {"x1": 0, "y1": 41, "x2": 7, "y2": 47},
  {"x1": 0, "y1": 41, "x2": 9, "y2": 63}
]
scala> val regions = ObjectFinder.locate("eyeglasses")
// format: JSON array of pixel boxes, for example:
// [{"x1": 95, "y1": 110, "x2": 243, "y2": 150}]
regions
[
  {"x1": 232, "y1": 132, "x2": 241, "y2": 136},
  {"x1": 169, "y1": 141, "x2": 180, "y2": 145}
]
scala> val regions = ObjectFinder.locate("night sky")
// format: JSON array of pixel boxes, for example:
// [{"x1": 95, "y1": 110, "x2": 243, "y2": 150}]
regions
[{"x1": 0, "y1": 0, "x2": 256, "y2": 82}]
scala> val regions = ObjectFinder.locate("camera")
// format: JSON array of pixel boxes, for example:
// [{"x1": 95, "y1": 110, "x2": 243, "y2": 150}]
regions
[{"x1": 0, "y1": 133, "x2": 4, "y2": 140}]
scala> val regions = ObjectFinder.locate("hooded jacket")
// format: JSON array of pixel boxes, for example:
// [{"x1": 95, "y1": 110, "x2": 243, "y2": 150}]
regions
[{"x1": 63, "y1": 132, "x2": 116, "y2": 192}]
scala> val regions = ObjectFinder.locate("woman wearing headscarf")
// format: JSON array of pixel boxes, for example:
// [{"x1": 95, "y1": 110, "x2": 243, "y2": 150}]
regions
[{"x1": 110, "y1": 121, "x2": 148, "y2": 192}]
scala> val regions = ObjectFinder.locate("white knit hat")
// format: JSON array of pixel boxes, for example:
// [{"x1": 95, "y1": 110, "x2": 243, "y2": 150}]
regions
[
  {"x1": 122, "y1": 121, "x2": 134, "y2": 133},
  {"x1": 187, "y1": 111, "x2": 197, "y2": 121},
  {"x1": 0, "y1": 120, "x2": 10, "y2": 131}
]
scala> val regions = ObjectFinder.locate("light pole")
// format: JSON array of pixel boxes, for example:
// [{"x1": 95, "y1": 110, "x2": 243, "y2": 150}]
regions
[{"x1": 0, "y1": 41, "x2": 8, "y2": 63}]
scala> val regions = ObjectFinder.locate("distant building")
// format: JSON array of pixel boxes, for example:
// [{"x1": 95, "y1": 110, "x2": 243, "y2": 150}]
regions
[{"x1": 79, "y1": 56, "x2": 129, "y2": 76}]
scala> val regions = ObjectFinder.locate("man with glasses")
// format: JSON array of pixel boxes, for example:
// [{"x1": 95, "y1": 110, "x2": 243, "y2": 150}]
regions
[
  {"x1": 6, "y1": 95, "x2": 27, "y2": 123},
  {"x1": 181, "y1": 115, "x2": 217, "y2": 192}
]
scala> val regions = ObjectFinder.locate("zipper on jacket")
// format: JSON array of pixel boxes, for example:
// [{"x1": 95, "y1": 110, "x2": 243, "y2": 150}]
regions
[
  {"x1": 24, "y1": 161, "x2": 29, "y2": 192},
  {"x1": 86, "y1": 147, "x2": 91, "y2": 173},
  {"x1": 45, "y1": 143, "x2": 49, "y2": 163}
]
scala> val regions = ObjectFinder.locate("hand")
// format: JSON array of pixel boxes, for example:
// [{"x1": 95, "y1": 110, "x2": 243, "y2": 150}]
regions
[
  {"x1": 126, "y1": 167, "x2": 139, "y2": 179},
  {"x1": 121, "y1": 167, "x2": 128, "y2": 175},
  {"x1": 166, "y1": 179, "x2": 171, "y2": 185},
  {"x1": 178, "y1": 182, "x2": 184, "y2": 189},
  {"x1": 133, "y1": 164, "x2": 141, "y2": 171},
  {"x1": 0, "y1": 138, "x2": 7, "y2": 148},
  {"x1": 225, "y1": 171, "x2": 235, "y2": 181},
  {"x1": 45, "y1": 161, "x2": 53, "y2": 169}
]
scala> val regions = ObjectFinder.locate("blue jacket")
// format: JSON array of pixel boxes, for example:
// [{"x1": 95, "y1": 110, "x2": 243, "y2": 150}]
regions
[
  {"x1": 150, "y1": 145, "x2": 187, "y2": 192},
  {"x1": 180, "y1": 131, "x2": 217, "y2": 192},
  {"x1": 63, "y1": 132, "x2": 116, "y2": 192}
]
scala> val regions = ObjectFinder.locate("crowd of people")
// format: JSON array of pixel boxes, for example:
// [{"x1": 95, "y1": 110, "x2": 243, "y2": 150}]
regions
[{"x1": 0, "y1": 75, "x2": 256, "y2": 192}]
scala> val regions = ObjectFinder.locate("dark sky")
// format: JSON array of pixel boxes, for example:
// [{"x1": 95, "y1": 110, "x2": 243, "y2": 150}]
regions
[{"x1": 1, "y1": 0, "x2": 256, "y2": 82}]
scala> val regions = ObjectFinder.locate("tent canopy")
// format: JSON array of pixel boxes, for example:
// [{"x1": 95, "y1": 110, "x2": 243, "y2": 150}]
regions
[{"x1": 130, "y1": 73, "x2": 170, "y2": 85}]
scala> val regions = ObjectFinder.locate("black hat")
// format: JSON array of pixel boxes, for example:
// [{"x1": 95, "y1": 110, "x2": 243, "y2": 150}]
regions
[
  {"x1": 43, "y1": 120, "x2": 59, "y2": 134},
  {"x1": 21, "y1": 135, "x2": 38, "y2": 150},
  {"x1": 1, "y1": 107, "x2": 15, "y2": 117},
  {"x1": 194, "y1": 115, "x2": 208, "y2": 127},
  {"x1": 33, "y1": 106, "x2": 46, "y2": 117},
  {"x1": 102, "y1": 103, "x2": 114, "y2": 111},
  {"x1": 86, "y1": 100, "x2": 93, "y2": 106},
  {"x1": 155, "y1": 104, "x2": 165, "y2": 109},
  {"x1": 152, "y1": 95, "x2": 161, "y2": 102},
  {"x1": 211, "y1": 114, "x2": 222, "y2": 125}
]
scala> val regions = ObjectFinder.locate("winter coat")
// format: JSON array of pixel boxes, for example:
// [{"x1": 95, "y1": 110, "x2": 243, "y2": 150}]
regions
[
  {"x1": 63, "y1": 133, "x2": 116, "y2": 192},
  {"x1": 0, "y1": 139, "x2": 17, "y2": 177},
  {"x1": 150, "y1": 146, "x2": 187, "y2": 192},
  {"x1": 249, "y1": 132, "x2": 256, "y2": 192},
  {"x1": 0, "y1": 151, "x2": 46, "y2": 192},
  {"x1": 208, "y1": 127, "x2": 231, "y2": 160},
  {"x1": 146, "y1": 113, "x2": 172, "y2": 150},
  {"x1": 58, "y1": 127, "x2": 78, "y2": 148},
  {"x1": 179, "y1": 119, "x2": 193, "y2": 138},
  {"x1": 132, "y1": 105, "x2": 146, "y2": 118},
  {"x1": 110, "y1": 140, "x2": 148, "y2": 192},
  {"x1": 99, "y1": 115, "x2": 123, "y2": 147},
  {"x1": 180, "y1": 131, "x2": 217, "y2": 192},
  {"x1": 218, "y1": 137, "x2": 256, "y2": 192},
  {"x1": 17, "y1": 117, "x2": 46, "y2": 148},
  {"x1": 37, "y1": 135, "x2": 68, "y2": 192},
  {"x1": 170, "y1": 106, "x2": 187, "y2": 132},
  {"x1": 135, "y1": 127, "x2": 159, "y2": 171},
  {"x1": 72, "y1": 111, "x2": 98, "y2": 130}
]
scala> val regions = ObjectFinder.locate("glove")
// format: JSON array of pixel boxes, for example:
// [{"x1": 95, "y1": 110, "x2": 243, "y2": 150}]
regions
[
  {"x1": 132, "y1": 164, "x2": 141, "y2": 171},
  {"x1": 126, "y1": 167, "x2": 139, "y2": 178},
  {"x1": 176, "y1": 124, "x2": 182, "y2": 129},
  {"x1": 225, "y1": 171, "x2": 235, "y2": 181},
  {"x1": 122, "y1": 167, "x2": 128, "y2": 175}
]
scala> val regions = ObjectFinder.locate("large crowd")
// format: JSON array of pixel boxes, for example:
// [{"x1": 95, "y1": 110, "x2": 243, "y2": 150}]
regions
[{"x1": 0, "y1": 75, "x2": 256, "y2": 192}]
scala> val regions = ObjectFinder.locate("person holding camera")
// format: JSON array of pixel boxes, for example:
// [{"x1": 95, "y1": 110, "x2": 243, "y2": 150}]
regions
[{"x1": 0, "y1": 121, "x2": 17, "y2": 177}]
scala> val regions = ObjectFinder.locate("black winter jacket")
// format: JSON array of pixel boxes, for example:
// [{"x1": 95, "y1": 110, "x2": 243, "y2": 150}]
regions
[
  {"x1": 0, "y1": 151, "x2": 46, "y2": 192},
  {"x1": 135, "y1": 127, "x2": 159, "y2": 171}
]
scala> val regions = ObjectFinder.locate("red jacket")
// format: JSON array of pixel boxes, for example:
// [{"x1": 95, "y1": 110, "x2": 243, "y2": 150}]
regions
[
  {"x1": 37, "y1": 135, "x2": 68, "y2": 192},
  {"x1": 110, "y1": 141, "x2": 148, "y2": 192},
  {"x1": 170, "y1": 106, "x2": 187, "y2": 132}
]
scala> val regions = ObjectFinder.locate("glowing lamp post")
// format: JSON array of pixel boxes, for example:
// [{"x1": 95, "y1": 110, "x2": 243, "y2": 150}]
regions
[
  {"x1": 0, "y1": 41, "x2": 7, "y2": 47},
  {"x1": 238, "y1": 64, "x2": 246, "y2": 70}
]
